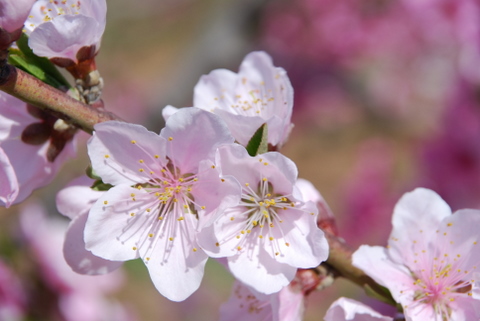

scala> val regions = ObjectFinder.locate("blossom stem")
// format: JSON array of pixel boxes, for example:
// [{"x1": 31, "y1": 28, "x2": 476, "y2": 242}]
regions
[
  {"x1": 0, "y1": 64, "x2": 121, "y2": 134},
  {"x1": 324, "y1": 232, "x2": 396, "y2": 306}
]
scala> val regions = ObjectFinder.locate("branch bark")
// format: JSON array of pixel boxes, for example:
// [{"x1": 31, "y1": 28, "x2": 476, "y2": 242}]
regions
[{"x1": 0, "y1": 64, "x2": 121, "y2": 134}]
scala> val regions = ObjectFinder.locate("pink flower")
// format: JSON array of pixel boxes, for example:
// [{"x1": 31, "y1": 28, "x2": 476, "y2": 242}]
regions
[
  {"x1": 219, "y1": 280, "x2": 304, "y2": 321},
  {"x1": 0, "y1": 92, "x2": 76, "y2": 207},
  {"x1": 19, "y1": 202, "x2": 134, "y2": 321},
  {"x1": 84, "y1": 108, "x2": 240, "y2": 301},
  {"x1": 193, "y1": 51, "x2": 294, "y2": 148},
  {"x1": 56, "y1": 175, "x2": 123, "y2": 275},
  {"x1": 0, "y1": 260, "x2": 26, "y2": 321},
  {"x1": 0, "y1": 0, "x2": 35, "y2": 32},
  {"x1": 353, "y1": 188, "x2": 480, "y2": 321},
  {"x1": 324, "y1": 298, "x2": 392, "y2": 321},
  {"x1": 198, "y1": 144, "x2": 328, "y2": 294},
  {"x1": 24, "y1": 0, "x2": 107, "y2": 63}
]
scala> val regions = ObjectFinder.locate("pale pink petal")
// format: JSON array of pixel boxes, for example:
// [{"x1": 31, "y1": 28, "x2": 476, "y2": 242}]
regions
[
  {"x1": 160, "y1": 107, "x2": 234, "y2": 174},
  {"x1": 212, "y1": 110, "x2": 267, "y2": 146},
  {"x1": 29, "y1": 15, "x2": 103, "y2": 61},
  {"x1": 193, "y1": 160, "x2": 241, "y2": 229},
  {"x1": 161, "y1": 105, "x2": 179, "y2": 122},
  {"x1": 219, "y1": 281, "x2": 272, "y2": 321},
  {"x1": 194, "y1": 69, "x2": 238, "y2": 111},
  {"x1": 193, "y1": 51, "x2": 294, "y2": 147},
  {"x1": 85, "y1": 185, "x2": 148, "y2": 261},
  {"x1": 142, "y1": 216, "x2": 208, "y2": 302},
  {"x1": 228, "y1": 245, "x2": 296, "y2": 294},
  {"x1": 216, "y1": 144, "x2": 297, "y2": 193},
  {"x1": 88, "y1": 121, "x2": 167, "y2": 186},
  {"x1": 64, "y1": 211, "x2": 123, "y2": 275},
  {"x1": 352, "y1": 245, "x2": 413, "y2": 304},
  {"x1": 0, "y1": 147, "x2": 18, "y2": 207},
  {"x1": 0, "y1": 0, "x2": 36, "y2": 32},
  {"x1": 388, "y1": 188, "x2": 452, "y2": 264},
  {"x1": 324, "y1": 297, "x2": 392, "y2": 321},
  {"x1": 272, "y1": 206, "x2": 328, "y2": 268},
  {"x1": 272, "y1": 285, "x2": 305, "y2": 321},
  {"x1": 56, "y1": 175, "x2": 103, "y2": 220}
]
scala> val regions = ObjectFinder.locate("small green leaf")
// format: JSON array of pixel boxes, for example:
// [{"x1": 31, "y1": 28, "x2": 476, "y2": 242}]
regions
[
  {"x1": 245, "y1": 123, "x2": 268, "y2": 156},
  {"x1": 86, "y1": 165, "x2": 101, "y2": 180},
  {"x1": 8, "y1": 33, "x2": 70, "y2": 89},
  {"x1": 91, "y1": 179, "x2": 113, "y2": 191}
]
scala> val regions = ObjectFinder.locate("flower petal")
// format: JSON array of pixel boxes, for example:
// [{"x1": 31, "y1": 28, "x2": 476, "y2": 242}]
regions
[
  {"x1": 160, "y1": 107, "x2": 234, "y2": 174},
  {"x1": 228, "y1": 244, "x2": 296, "y2": 294},
  {"x1": 0, "y1": 147, "x2": 18, "y2": 207},
  {"x1": 88, "y1": 121, "x2": 167, "y2": 186},
  {"x1": 56, "y1": 175, "x2": 103, "y2": 220},
  {"x1": 64, "y1": 211, "x2": 123, "y2": 275}
]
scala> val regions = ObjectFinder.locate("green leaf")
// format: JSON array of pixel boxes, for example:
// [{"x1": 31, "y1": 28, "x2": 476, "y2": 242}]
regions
[
  {"x1": 85, "y1": 165, "x2": 101, "y2": 180},
  {"x1": 8, "y1": 33, "x2": 70, "y2": 89},
  {"x1": 245, "y1": 123, "x2": 268, "y2": 156},
  {"x1": 90, "y1": 179, "x2": 113, "y2": 191}
]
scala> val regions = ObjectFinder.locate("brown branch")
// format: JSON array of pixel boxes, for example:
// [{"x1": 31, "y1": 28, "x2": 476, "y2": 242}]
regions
[
  {"x1": 325, "y1": 232, "x2": 396, "y2": 305},
  {"x1": 0, "y1": 64, "x2": 122, "y2": 134}
]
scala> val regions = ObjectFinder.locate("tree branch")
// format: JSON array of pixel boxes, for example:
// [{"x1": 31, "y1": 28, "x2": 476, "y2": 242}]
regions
[{"x1": 0, "y1": 64, "x2": 122, "y2": 134}]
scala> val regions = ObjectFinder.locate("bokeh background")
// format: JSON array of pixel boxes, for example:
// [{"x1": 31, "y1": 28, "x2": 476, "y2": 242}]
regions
[{"x1": 1, "y1": 0, "x2": 480, "y2": 320}]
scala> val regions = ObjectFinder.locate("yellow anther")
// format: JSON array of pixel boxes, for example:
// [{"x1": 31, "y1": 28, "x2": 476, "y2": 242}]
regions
[
  {"x1": 149, "y1": 233, "x2": 154, "y2": 237},
  {"x1": 269, "y1": 223, "x2": 274, "y2": 228},
  {"x1": 211, "y1": 165, "x2": 216, "y2": 169},
  {"x1": 154, "y1": 155, "x2": 159, "y2": 159},
  {"x1": 169, "y1": 237, "x2": 174, "y2": 241},
  {"x1": 193, "y1": 248, "x2": 198, "y2": 252},
  {"x1": 104, "y1": 154, "x2": 110, "y2": 158},
  {"x1": 146, "y1": 257, "x2": 150, "y2": 261},
  {"x1": 237, "y1": 246, "x2": 242, "y2": 251},
  {"x1": 236, "y1": 235, "x2": 240, "y2": 239},
  {"x1": 130, "y1": 213, "x2": 135, "y2": 217},
  {"x1": 245, "y1": 183, "x2": 249, "y2": 186},
  {"x1": 201, "y1": 206, "x2": 206, "y2": 210},
  {"x1": 131, "y1": 140, "x2": 136, "y2": 144},
  {"x1": 269, "y1": 237, "x2": 274, "y2": 241},
  {"x1": 252, "y1": 221, "x2": 258, "y2": 226},
  {"x1": 177, "y1": 217, "x2": 184, "y2": 221},
  {"x1": 132, "y1": 247, "x2": 137, "y2": 250},
  {"x1": 139, "y1": 159, "x2": 144, "y2": 163},
  {"x1": 146, "y1": 208, "x2": 151, "y2": 212},
  {"x1": 285, "y1": 242, "x2": 290, "y2": 247},
  {"x1": 247, "y1": 230, "x2": 251, "y2": 233},
  {"x1": 230, "y1": 217, "x2": 235, "y2": 221},
  {"x1": 103, "y1": 200, "x2": 108, "y2": 205},
  {"x1": 139, "y1": 168, "x2": 144, "y2": 172},
  {"x1": 130, "y1": 193, "x2": 135, "y2": 197},
  {"x1": 263, "y1": 162, "x2": 268, "y2": 165},
  {"x1": 262, "y1": 178, "x2": 267, "y2": 182},
  {"x1": 259, "y1": 235, "x2": 263, "y2": 239},
  {"x1": 168, "y1": 137, "x2": 173, "y2": 141}
]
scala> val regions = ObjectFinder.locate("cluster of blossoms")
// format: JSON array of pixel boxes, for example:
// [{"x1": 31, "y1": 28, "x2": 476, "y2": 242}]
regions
[{"x1": 1, "y1": 0, "x2": 480, "y2": 320}]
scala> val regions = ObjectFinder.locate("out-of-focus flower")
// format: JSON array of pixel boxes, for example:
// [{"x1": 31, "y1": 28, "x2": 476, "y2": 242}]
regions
[
  {"x1": 0, "y1": 92, "x2": 76, "y2": 207},
  {"x1": 353, "y1": 188, "x2": 480, "y2": 321},
  {"x1": 84, "y1": 108, "x2": 240, "y2": 301},
  {"x1": 418, "y1": 82, "x2": 480, "y2": 210},
  {"x1": 324, "y1": 297, "x2": 392, "y2": 321},
  {"x1": 198, "y1": 144, "x2": 328, "y2": 294},
  {"x1": 259, "y1": 0, "x2": 480, "y2": 129},
  {"x1": 0, "y1": 0, "x2": 35, "y2": 48},
  {"x1": 56, "y1": 175, "x2": 123, "y2": 275},
  {"x1": 19, "y1": 202, "x2": 135, "y2": 321},
  {"x1": 219, "y1": 280, "x2": 304, "y2": 321},
  {"x1": 193, "y1": 51, "x2": 294, "y2": 149},
  {"x1": 0, "y1": 259, "x2": 26, "y2": 321},
  {"x1": 0, "y1": 0, "x2": 35, "y2": 33},
  {"x1": 295, "y1": 178, "x2": 337, "y2": 236},
  {"x1": 24, "y1": 0, "x2": 107, "y2": 64},
  {"x1": 338, "y1": 139, "x2": 397, "y2": 247}
]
